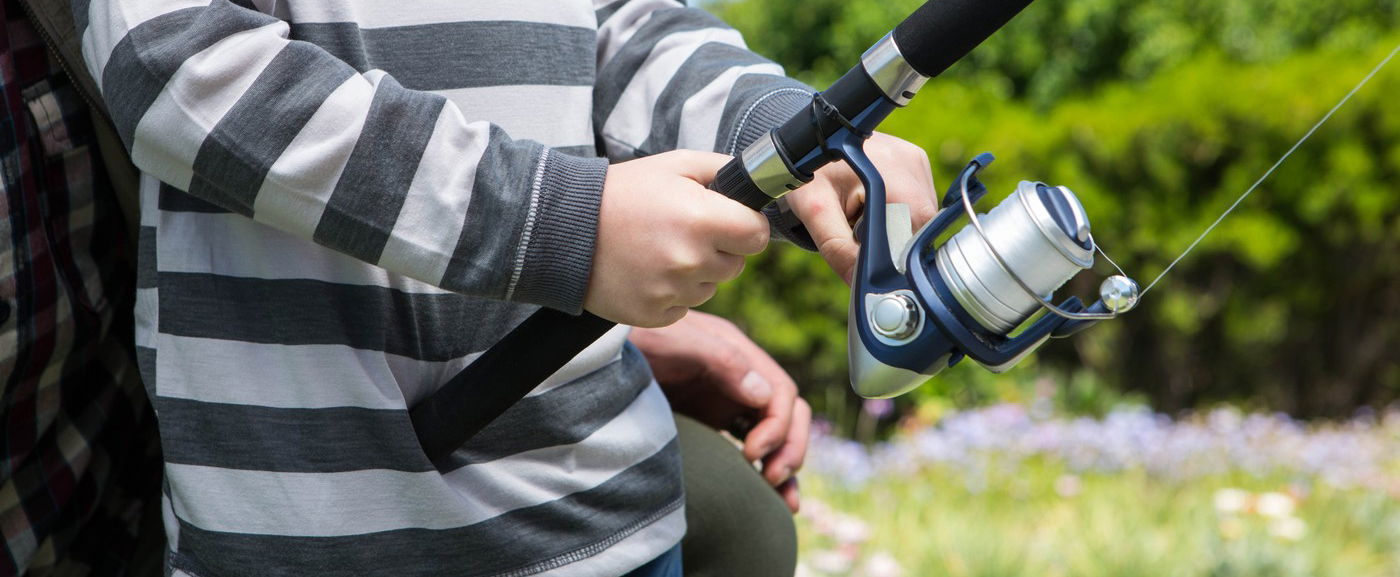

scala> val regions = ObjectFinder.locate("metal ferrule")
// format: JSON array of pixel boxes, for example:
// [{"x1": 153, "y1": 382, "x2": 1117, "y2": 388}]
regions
[
  {"x1": 740, "y1": 131, "x2": 805, "y2": 198},
  {"x1": 860, "y1": 33, "x2": 929, "y2": 106}
]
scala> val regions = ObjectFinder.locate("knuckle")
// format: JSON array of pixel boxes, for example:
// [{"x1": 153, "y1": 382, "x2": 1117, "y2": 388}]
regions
[
  {"x1": 647, "y1": 284, "x2": 679, "y2": 308},
  {"x1": 724, "y1": 258, "x2": 747, "y2": 282},
  {"x1": 689, "y1": 282, "x2": 719, "y2": 306},
  {"x1": 663, "y1": 307, "x2": 689, "y2": 326},
  {"x1": 749, "y1": 224, "x2": 771, "y2": 252},
  {"x1": 714, "y1": 343, "x2": 747, "y2": 374},
  {"x1": 791, "y1": 448, "x2": 808, "y2": 469},
  {"x1": 816, "y1": 235, "x2": 855, "y2": 263},
  {"x1": 667, "y1": 248, "x2": 703, "y2": 277},
  {"x1": 633, "y1": 304, "x2": 671, "y2": 328}
]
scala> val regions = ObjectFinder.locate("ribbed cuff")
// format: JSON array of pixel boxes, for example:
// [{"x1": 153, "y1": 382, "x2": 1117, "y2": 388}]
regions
[
  {"x1": 509, "y1": 150, "x2": 609, "y2": 313},
  {"x1": 729, "y1": 86, "x2": 820, "y2": 250},
  {"x1": 728, "y1": 86, "x2": 813, "y2": 155}
]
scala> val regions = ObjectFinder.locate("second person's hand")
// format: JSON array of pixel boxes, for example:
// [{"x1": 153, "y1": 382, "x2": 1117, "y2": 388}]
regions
[{"x1": 631, "y1": 310, "x2": 811, "y2": 512}]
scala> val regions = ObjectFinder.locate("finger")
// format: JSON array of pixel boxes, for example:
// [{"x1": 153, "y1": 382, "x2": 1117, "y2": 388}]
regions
[
  {"x1": 870, "y1": 132, "x2": 938, "y2": 227},
  {"x1": 645, "y1": 306, "x2": 688, "y2": 329},
  {"x1": 789, "y1": 184, "x2": 860, "y2": 284},
  {"x1": 677, "y1": 281, "x2": 718, "y2": 309},
  {"x1": 893, "y1": 174, "x2": 939, "y2": 229},
  {"x1": 705, "y1": 194, "x2": 770, "y2": 256},
  {"x1": 762, "y1": 398, "x2": 811, "y2": 487},
  {"x1": 742, "y1": 365, "x2": 796, "y2": 466},
  {"x1": 776, "y1": 477, "x2": 800, "y2": 513},
  {"x1": 695, "y1": 339, "x2": 772, "y2": 411},
  {"x1": 664, "y1": 150, "x2": 735, "y2": 184},
  {"x1": 723, "y1": 329, "x2": 798, "y2": 414},
  {"x1": 692, "y1": 316, "x2": 801, "y2": 464},
  {"x1": 885, "y1": 168, "x2": 938, "y2": 230},
  {"x1": 697, "y1": 251, "x2": 746, "y2": 284}
]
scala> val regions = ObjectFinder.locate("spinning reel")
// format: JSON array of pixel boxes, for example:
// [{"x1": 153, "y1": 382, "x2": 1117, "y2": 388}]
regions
[{"x1": 847, "y1": 151, "x2": 1139, "y2": 398}]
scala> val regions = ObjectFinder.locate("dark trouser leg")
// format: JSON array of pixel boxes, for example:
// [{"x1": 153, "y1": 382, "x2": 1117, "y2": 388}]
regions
[{"x1": 675, "y1": 414, "x2": 797, "y2": 577}]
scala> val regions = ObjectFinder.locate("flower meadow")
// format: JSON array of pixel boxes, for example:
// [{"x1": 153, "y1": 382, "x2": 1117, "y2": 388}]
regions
[{"x1": 795, "y1": 404, "x2": 1400, "y2": 576}]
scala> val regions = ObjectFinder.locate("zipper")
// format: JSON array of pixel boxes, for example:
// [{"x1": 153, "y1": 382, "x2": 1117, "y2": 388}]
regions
[
  {"x1": 15, "y1": 0, "x2": 116, "y2": 133},
  {"x1": 14, "y1": 0, "x2": 113, "y2": 316}
]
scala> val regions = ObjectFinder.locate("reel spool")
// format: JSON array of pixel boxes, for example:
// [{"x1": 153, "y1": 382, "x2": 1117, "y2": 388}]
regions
[{"x1": 849, "y1": 153, "x2": 1137, "y2": 398}]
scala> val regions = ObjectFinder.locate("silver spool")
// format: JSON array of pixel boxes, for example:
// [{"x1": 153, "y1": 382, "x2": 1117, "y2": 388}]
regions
[{"x1": 936, "y1": 181, "x2": 1095, "y2": 334}]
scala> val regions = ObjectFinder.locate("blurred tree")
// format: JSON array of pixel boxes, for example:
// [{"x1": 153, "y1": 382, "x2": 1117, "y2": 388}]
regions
[{"x1": 712, "y1": 0, "x2": 1400, "y2": 104}]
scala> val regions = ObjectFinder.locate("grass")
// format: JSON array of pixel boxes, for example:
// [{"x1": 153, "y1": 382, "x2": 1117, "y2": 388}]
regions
[{"x1": 795, "y1": 406, "x2": 1400, "y2": 577}]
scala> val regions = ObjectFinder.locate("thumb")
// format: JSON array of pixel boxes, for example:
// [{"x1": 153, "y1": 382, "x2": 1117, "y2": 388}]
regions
[{"x1": 703, "y1": 344, "x2": 772, "y2": 409}]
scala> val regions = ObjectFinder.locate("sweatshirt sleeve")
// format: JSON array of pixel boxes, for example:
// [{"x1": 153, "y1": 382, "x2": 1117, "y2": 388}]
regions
[
  {"x1": 592, "y1": 0, "x2": 814, "y2": 160},
  {"x1": 593, "y1": 0, "x2": 820, "y2": 248},
  {"x1": 77, "y1": 0, "x2": 605, "y2": 313}
]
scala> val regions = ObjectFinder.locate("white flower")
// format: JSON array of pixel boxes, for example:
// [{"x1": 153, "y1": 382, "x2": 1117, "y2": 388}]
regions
[
  {"x1": 809, "y1": 549, "x2": 854, "y2": 574},
  {"x1": 832, "y1": 517, "x2": 872, "y2": 545},
  {"x1": 1214, "y1": 488, "x2": 1251, "y2": 514},
  {"x1": 802, "y1": 499, "x2": 838, "y2": 537},
  {"x1": 1255, "y1": 492, "x2": 1296, "y2": 519},
  {"x1": 857, "y1": 551, "x2": 904, "y2": 577},
  {"x1": 1269, "y1": 517, "x2": 1308, "y2": 541},
  {"x1": 1055, "y1": 474, "x2": 1082, "y2": 498}
]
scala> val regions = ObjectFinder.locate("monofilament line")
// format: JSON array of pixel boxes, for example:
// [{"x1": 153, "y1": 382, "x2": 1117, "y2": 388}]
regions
[{"x1": 1131, "y1": 42, "x2": 1400, "y2": 296}]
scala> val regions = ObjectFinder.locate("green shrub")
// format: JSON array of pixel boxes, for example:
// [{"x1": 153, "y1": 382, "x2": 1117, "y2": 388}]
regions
[{"x1": 700, "y1": 4, "x2": 1400, "y2": 420}]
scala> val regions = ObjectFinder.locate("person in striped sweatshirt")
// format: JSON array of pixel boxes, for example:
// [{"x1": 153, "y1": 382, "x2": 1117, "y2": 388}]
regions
[{"x1": 73, "y1": 0, "x2": 936, "y2": 575}]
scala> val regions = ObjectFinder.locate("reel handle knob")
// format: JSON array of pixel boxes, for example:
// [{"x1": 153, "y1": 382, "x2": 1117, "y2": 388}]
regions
[{"x1": 871, "y1": 293, "x2": 921, "y2": 340}]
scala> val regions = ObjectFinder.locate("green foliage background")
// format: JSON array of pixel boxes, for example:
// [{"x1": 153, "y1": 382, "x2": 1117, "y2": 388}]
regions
[{"x1": 699, "y1": 0, "x2": 1400, "y2": 422}]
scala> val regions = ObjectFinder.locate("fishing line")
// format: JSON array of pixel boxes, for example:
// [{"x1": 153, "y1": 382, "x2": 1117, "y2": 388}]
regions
[{"x1": 1096, "y1": 42, "x2": 1400, "y2": 297}]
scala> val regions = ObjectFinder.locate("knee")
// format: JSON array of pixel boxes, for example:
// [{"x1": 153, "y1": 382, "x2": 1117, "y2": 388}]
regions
[{"x1": 675, "y1": 414, "x2": 797, "y2": 577}]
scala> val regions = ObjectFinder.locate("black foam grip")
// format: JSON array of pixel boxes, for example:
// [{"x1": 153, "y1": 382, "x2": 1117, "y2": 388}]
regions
[
  {"x1": 710, "y1": 157, "x2": 778, "y2": 212},
  {"x1": 410, "y1": 309, "x2": 615, "y2": 463},
  {"x1": 893, "y1": 0, "x2": 1033, "y2": 78}
]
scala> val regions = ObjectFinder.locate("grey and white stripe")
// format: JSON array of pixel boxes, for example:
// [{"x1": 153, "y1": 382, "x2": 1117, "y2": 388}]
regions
[{"x1": 78, "y1": 0, "x2": 813, "y2": 574}]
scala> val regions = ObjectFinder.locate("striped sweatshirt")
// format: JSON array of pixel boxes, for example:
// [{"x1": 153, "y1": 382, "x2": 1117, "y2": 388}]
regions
[{"x1": 74, "y1": 0, "x2": 812, "y2": 575}]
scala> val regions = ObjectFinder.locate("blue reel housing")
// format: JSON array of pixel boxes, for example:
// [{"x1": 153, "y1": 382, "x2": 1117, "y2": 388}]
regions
[{"x1": 847, "y1": 152, "x2": 1109, "y2": 399}]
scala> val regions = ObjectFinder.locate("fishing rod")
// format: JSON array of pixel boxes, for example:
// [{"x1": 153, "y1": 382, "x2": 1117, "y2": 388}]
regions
[
  {"x1": 411, "y1": 0, "x2": 1077, "y2": 463},
  {"x1": 412, "y1": 0, "x2": 1399, "y2": 462}
]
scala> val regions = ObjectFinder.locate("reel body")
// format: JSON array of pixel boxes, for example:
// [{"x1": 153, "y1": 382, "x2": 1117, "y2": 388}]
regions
[{"x1": 848, "y1": 153, "x2": 1126, "y2": 399}]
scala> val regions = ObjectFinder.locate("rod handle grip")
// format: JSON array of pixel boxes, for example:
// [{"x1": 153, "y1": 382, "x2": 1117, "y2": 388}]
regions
[
  {"x1": 709, "y1": 156, "x2": 778, "y2": 212},
  {"x1": 893, "y1": 0, "x2": 1034, "y2": 78}
]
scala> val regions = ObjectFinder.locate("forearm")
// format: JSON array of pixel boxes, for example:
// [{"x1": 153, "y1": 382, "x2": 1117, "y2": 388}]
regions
[{"x1": 82, "y1": 0, "x2": 604, "y2": 311}]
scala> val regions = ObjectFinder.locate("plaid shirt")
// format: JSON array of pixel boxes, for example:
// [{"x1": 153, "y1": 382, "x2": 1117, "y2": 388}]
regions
[{"x1": 0, "y1": 0, "x2": 160, "y2": 574}]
